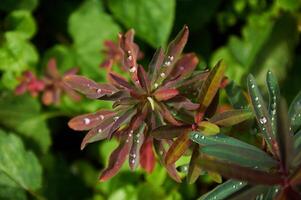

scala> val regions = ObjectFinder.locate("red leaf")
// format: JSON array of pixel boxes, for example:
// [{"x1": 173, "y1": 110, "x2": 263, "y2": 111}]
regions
[
  {"x1": 157, "y1": 103, "x2": 182, "y2": 126},
  {"x1": 46, "y1": 58, "x2": 60, "y2": 79},
  {"x1": 109, "y1": 72, "x2": 134, "y2": 90},
  {"x1": 151, "y1": 125, "x2": 191, "y2": 139},
  {"x1": 140, "y1": 138, "x2": 156, "y2": 173},
  {"x1": 154, "y1": 88, "x2": 179, "y2": 101},
  {"x1": 99, "y1": 135, "x2": 132, "y2": 182},
  {"x1": 168, "y1": 53, "x2": 198, "y2": 80},
  {"x1": 137, "y1": 65, "x2": 151, "y2": 93},
  {"x1": 68, "y1": 110, "x2": 115, "y2": 131}
]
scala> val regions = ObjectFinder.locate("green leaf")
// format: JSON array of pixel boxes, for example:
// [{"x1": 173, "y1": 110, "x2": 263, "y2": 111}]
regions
[
  {"x1": 0, "y1": 32, "x2": 39, "y2": 89},
  {"x1": 0, "y1": 0, "x2": 38, "y2": 12},
  {"x1": 68, "y1": 0, "x2": 121, "y2": 80},
  {"x1": 198, "y1": 180, "x2": 248, "y2": 200},
  {"x1": 266, "y1": 70, "x2": 280, "y2": 136},
  {"x1": 225, "y1": 81, "x2": 249, "y2": 109},
  {"x1": 108, "y1": 0, "x2": 175, "y2": 47},
  {"x1": 187, "y1": 144, "x2": 202, "y2": 184},
  {"x1": 0, "y1": 172, "x2": 26, "y2": 200},
  {"x1": 200, "y1": 144, "x2": 277, "y2": 170},
  {"x1": 198, "y1": 121, "x2": 220, "y2": 136},
  {"x1": 276, "y1": 0, "x2": 301, "y2": 12},
  {"x1": 5, "y1": 10, "x2": 36, "y2": 39},
  {"x1": 247, "y1": 74, "x2": 277, "y2": 156},
  {"x1": 289, "y1": 90, "x2": 301, "y2": 133},
  {"x1": 0, "y1": 129, "x2": 42, "y2": 192},
  {"x1": 0, "y1": 92, "x2": 51, "y2": 153},
  {"x1": 209, "y1": 109, "x2": 253, "y2": 127}
]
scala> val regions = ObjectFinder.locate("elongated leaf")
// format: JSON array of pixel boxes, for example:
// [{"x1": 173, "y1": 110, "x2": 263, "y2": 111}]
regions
[
  {"x1": 187, "y1": 144, "x2": 202, "y2": 184},
  {"x1": 209, "y1": 109, "x2": 253, "y2": 127},
  {"x1": 267, "y1": 70, "x2": 280, "y2": 136},
  {"x1": 152, "y1": 125, "x2": 191, "y2": 139},
  {"x1": 154, "y1": 26, "x2": 189, "y2": 86},
  {"x1": 198, "y1": 154, "x2": 283, "y2": 185},
  {"x1": 165, "y1": 132, "x2": 191, "y2": 165},
  {"x1": 247, "y1": 74, "x2": 278, "y2": 156},
  {"x1": 154, "y1": 88, "x2": 179, "y2": 101},
  {"x1": 149, "y1": 48, "x2": 165, "y2": 87},
  {"x1": 200, "y1": 144, "x2": 278, "y2": 170},
  {"x1": 196, "y1": 60, "x2": 226, "y2": 121},
  {"x1": 129, "y1": 124, "x2": 146, "y2": 170},
  {"x1": 68, "y1": 110, "x2": 115, "y2": 131},
  {"x1": 289, "y1": 165, "x2": 301, "y2": 186},
  {"x1": 64, "y1": 75, "x2": 117, "y2": 99},
  {"x1": 190, "y1": 132, "x2": 264, "y2": 153},
  {"x1": 99, "y1": 134, "x2": 132, "y2": 181},
  {"x1": 198, "y1": 121, "x2": 220, "y2": 136},
  {"x1": 168, "y1": 53, "x2": 198, "y2": 81},
  {"x1": 153, "y1": 139, "x2": 181, "y2": 182},
  {"x1": 198, "y1": 180, "x2": 248, "y2": 200},
  {"x1": 228, "y1": 185, "x2": 270, "y2": 200},
  {"x1": 156, "y1": 102, "x2": 182, "y2": 126},
  {"x1": 140, "y1": 138, "x2": 156, "y2": 173},
  {"x1": 167, "y1": 96, "x2": 199, "y2": 111},
  {"x1": 109, "y1": 72, "x2": 134, "y2": 90},
  {"x1": 137, "y1": 65, "x2": 151, "y2": 93},
  {"x1": 289, "y1": 90, "x2": 301, "y2": 133},
  {"x1": 276, "y1": 99, "x2": 294, "y2": 172}
]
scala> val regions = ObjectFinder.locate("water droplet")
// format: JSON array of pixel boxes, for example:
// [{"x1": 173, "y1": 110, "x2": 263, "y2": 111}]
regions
[
  {"x1": 168, "y1": 55, "x2": 174, "y2": 61},
  {"x1": 83, "y1": 118, "x2": 90, "y2": 125},
  {"x1": 131, "y1": 154, "x2": 136, "y2": 158},
  {"x1": 154, "y1": 83, "x2": 159, "y2": 88},
  {"x1": 298, "y1": 113, "x2": 301, "y2": 117},
  {"x1": 130, "y1": 159, "x2": 135, "y2": 164},
  {"x1": 160, "y1": 73, "x2": 166, "y2": 78},
  {"x1": 98, "y1": 129, "x2": 102, "y2": 133},
  {"x1": 129, "y1": 66, "x2": 136, "y2": 73},
  {"x1": 127, "y1": 50, "x2": 131, "y2": 54},
  {"x1": 259, "y1": 117, "x2": 267, "y2": 124},
  {"x1": 129, "y1": 133, "x2": 132, "y2": 137},
  {"x1": 164, "y1": 61, "x2": 171, "y2": 66},
  {"x1": 96, "y1": 88, "x2": 102, "y2": 93},
  {"x1": 114, "y1": 116, "x2": 119, "y2": 121},
  {"x1": 255, "y1": 97, "x2": 259, "y2": 101},
  {"x1": 275, "y1": 188, "x2": 279, "y2": 193},
  {"x1": 239, "y1": 182, "x2": 243, "y2": 185},
  {"x1": 126, "y1": 139, "x2": 129, "y2": 143},
  {"x1": 136, "y1": 140, "x2": 139, "y2": 144},
  {"x1": 258, "y1": 104, "x2": 262, "y2": 108},
  {"x1": 251, "y1": 84, "x2": 255, "y2": 88},
  {"x1": 100, "y1": 115, "x2": 104, "y2": 120},
  {"x1": 127, "y1": 55, "x2": 133, "y2": 61},
  {"x1": 232, "y1": 185, "x2": 236, "y2": 189},
  {"x1": 201, "y1": 135, "x2": 205, "y2": 139}
]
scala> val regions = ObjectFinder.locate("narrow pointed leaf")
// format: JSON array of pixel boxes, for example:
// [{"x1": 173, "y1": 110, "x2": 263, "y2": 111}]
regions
[
  {"x1": 167, "y1": 96, "x2": 199, "y2": 111},
  {"x1": 209, "y1": 109, "x2": 253, "y2": 127},
  {"x1": 200, "y1": 144, "x2": 278, "y2": 170},
  {"x1": 198, "y1": 121, "x2": 220, "y2": 136},
  {"x1": 197, "y1": 60, "x2": 226, "y2": 116},
  {"x1": 157, "y1": 103, "x2": 182, "y2": 126},
  {"x1": 140, "y1": 138, "x2": 156, "y2": 173},
  {"x1": 276, "y1": 99, "x2": 294, "y2": 172},
  {"x1": 64, "y1": 75, "x2": 117, "y2": 99},
  {"x1": 152, "y1": 125, "x2": 191, "y2": 139},
  {"x1": 68, "y1": 110, "x2": 115, "y2": 131},
  {"x1": 109, "y1": 72, "x2": 134, "y2": 90},
  {"x1": 198, "y1": 154, "x2": 283, "y2": 185},
  {"x1": 198, "y1": 180, "x2": 248, "y2": 200},
  {"x1": 154, "y1": 88, "x2": 179, "y2": 101},
  {"x1": 187, "y1": 144, "x2": 202, "y2": 184},
  {"x1": 129, "y1": 124, "x2": 145, "y2": 170},
  {"x1": 149, "y1": 48, "x2": 164, "y2": 87},
  {"x1": 207, "y1": 171, "x2": 222, "y2": 183},
  {"x1": 168, "y1": 53, "x2": 198, "y2": 80},
  {"x1": 266, "y1": 71, "x2": 280, "y2": 138},
  {"x1": 137, "y1": 65, "x2": 151, "y2": 93},
  {"x1": 228, "y1": 185, "x2": 270, "y2": 200},
  {"x1": 247, "y1": 74, "x2": 277, "y2": 156},
  {"x1": 165, "y1": 132, "x2": 191, "y2": 165},
  {"x1": 99, "y1": 135, "x2": 132, "y2": 182}
]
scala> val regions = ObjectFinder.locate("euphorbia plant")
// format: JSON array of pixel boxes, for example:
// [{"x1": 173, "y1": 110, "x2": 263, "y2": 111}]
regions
[
  {"x1": 65, "y1": 26, "x2": 207, "y2": 181},
  {"x1": 190, "y1": 71, "x2": 301, "y2": 199}
]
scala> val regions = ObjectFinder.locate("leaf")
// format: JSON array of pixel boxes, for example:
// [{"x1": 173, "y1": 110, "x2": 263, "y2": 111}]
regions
[
  {"x1": 64, "y1": 75, "x2": 117, "y2": 99},
  {"x1": 209, "y1": 109, "x2": 253, "y2": 127},
  {"x1": 152, "y1": 125, "x2": 191, "y2": 139},
  {"x1": 99, "y1": 135, "x2": 132, "y2": 182},
  {"x1": 198, "y1": 154, "x2": 283, "y2": 185},
  {"x1": 5, "y1": 10, "x2": 36, "y2": 39},
  {"x1": 200, "y1": 144, "x2": 278, "y2": 170},
  {"x1": 0, "y1": 0, "x2": 38, "y2": 11},
  {"x1": 165, "y1": 132, "x2": 191, "y2": 165},
  {"x1": 190, "y1": 132, "x2": 263, "y2": 153},
  {"x1": 228, "y1": 185, "x2": 270, "y2": 200},
  {"x1": 196, "y1": 60, "x2": 226, "y2": 121},
  {"x1": 137, "y1": 65, "x2": 151, "y2": 93},
  {"x1": 0, "y1": 129, "x2": 42, "y2": 191},
  {"x1": 289, "y1": 90, "x2": 301, "y2": 133},
  {"x1": 198, "y1": 180, "x2": 248, "y2": 200},
  {"x1": 129, "y1": 124, "x2": 146, "y2": 170},
  {"x1": 0, "y1": 92, "x2": 51, "y2": 153},
  {"x1": 247, "y1": 74, "x2": 278, "y2": 156},
  {"x1": 198, "y1": 121, "x2": 220, "y2": 136},
  {"x1": 275, "y1": 99, "x2": 294, "y2": 173},
  {"x1": 267, "y1": 70, "x2": 280, "y2": 136},
  {"x1": 68, "y1": 0, "x2": 121, "y2": 80},
  {"x1": 207, "y1": 171, "x2": 222, "y2": 184},
  {"x1": 154, "y1": 89, "x2": 179, "y2": 101},
  {"x1": 68, "y1": 110, "x2": 115, "y2": 131},
  {"x1": 140, "y1": 138, "x2": 156, "y2": 173},
  {"x1": 108, "y1": 0, "x2": 175, "y2": 47},
  {"x1": 187, "y1": 144, "x2": 202, "y2": 184},
  {"x1": 0, "y1": 172, "x2": 26, "y2": 200}
]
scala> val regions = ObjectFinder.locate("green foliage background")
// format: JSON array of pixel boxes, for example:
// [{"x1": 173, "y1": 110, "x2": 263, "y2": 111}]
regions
[{"x1": 0, "y1": 0, "x2": 300, "y2": 199}]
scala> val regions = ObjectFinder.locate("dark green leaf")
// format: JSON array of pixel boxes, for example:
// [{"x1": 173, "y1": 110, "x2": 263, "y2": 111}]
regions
[{"x1": 289, "y1": 90, "x2": 301, "y2": 133}]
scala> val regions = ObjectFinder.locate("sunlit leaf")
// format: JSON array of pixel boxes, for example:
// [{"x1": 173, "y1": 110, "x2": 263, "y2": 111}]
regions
[
  {"x1": 209, "y1": 109, "x2": 253, "y2": 127},
  {"x1": 187, "y1": 144, "x2": 202, "y2": 184}
]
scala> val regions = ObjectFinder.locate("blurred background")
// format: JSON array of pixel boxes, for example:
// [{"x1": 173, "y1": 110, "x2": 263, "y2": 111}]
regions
[{"x1": 0, "y1": 0, "x2": 300, "y2": 199}]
